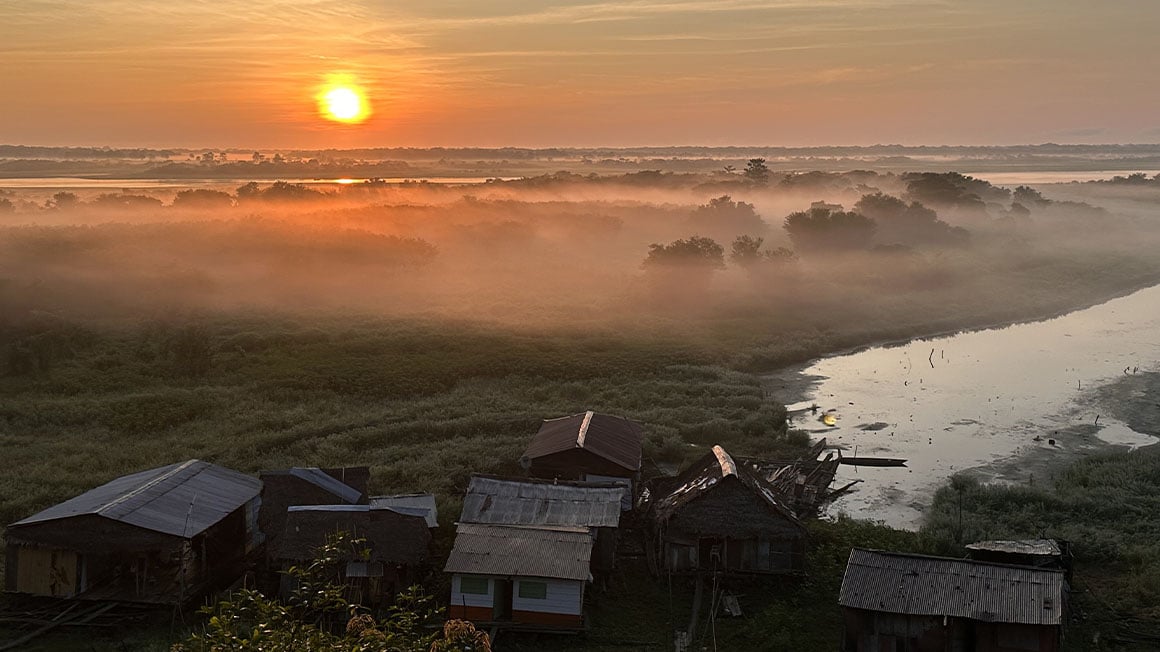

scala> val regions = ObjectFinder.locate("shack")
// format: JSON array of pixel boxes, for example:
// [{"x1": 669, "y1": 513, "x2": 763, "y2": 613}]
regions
[
  {"x1": 459, "y1": 474, "x2": 623, "y2": 571},
  {"x1": 644, "y1": 445, "x2": 806, "y2": 574},
  {"x1": 839, "y1": 548, "x2": 1067, "y2": 652},
  {"x1": 966, "y1": 539, "x2": 1072, "y2": 578},
  {"x1": 4, "y1": 460, "x2": 262, "y2": 604},
  {"x1": 272, "y1": 504, "x2": 431, "y2": 605},
  {"x1": 520, "y1": 411, "x2": 643, "y2": 495},
  {"x1": 369, "y1": 493, "x2": 439, "y2": 528},
  {"x1": 445, "y1": 523, "x2": 591, "y2": 630},
  {"x1": 258, "y1": 466, "x2": 369, "y2": 551}
]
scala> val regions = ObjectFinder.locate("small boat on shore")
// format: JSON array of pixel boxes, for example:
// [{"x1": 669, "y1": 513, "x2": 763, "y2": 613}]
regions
[{"x1": 839, "y1": 456, "x2": 908, "y2": 467}]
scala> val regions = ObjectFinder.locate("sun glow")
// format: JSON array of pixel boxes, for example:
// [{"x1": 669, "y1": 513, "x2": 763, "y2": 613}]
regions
[{"x1": 317, "y1": 78, "x2": 371, "y2": 124}]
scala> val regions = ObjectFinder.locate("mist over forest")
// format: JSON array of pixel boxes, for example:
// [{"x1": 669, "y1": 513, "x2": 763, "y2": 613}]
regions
[{"x1": 3, "y1": 162, "x2": 1160, "y2": 339}]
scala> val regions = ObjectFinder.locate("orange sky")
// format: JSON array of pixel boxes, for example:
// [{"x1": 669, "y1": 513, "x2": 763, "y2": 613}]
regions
[{"x1": 2, "y1": 0, "x2": 1158, "y2": 148}]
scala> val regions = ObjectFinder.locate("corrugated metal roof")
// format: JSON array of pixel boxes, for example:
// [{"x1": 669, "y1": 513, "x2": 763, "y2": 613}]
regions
[
  {"x1": 839, "y1": 548, "x2": 1065, "y2": 625},
  {"x1": 443, "y1": 523, "x2": 592, "y2": 581},
  {"x1": 460, "y1": 475, "x2": 622, "y2": 528},
  {"x1": 965, "y1": 540, "x2": 1062, "y2": 557},
  {"x1": 9, "y1": 460, "x2": 261, "y2": 538},
  {"x1": 370, "y1": 493, "x2": 439, "y2": 528},
  {"x1": 288, "y1": 467, "x2": 363, "y2": 504},
  {"x1": 522, "y1": 411, "x2": 643, "y2": 472},
  {"x1": 650, "y1": 445, "x2": 801, "y2": 527}
]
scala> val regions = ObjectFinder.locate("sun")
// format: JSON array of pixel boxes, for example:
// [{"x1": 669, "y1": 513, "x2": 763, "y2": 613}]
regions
[{"x1": 317, "y1": 80, "x2": 371, "y2": 124}]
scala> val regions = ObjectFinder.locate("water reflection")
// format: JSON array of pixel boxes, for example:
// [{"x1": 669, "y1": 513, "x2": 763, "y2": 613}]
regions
[{"x1": 771, "y1": 284, "x2": 1160, "y2": 529}]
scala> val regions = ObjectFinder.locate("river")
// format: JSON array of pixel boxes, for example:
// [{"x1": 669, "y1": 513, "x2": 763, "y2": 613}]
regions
[{"x1": 765, "y1": 284, "x2": 1160, "y2": 529}]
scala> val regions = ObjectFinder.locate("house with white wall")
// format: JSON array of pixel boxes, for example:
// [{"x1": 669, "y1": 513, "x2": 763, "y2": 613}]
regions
[{"x1": 444, "y1": 523, "x2": 591, "y2": 629}]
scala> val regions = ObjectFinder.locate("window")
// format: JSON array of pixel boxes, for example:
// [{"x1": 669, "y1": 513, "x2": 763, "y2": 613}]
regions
[
  {"x1": 459, "y1": 576, "x2": 489, "y2": 595},
  {"x1": 518, "y1": 581, "x2": 548, "y2": 599}
]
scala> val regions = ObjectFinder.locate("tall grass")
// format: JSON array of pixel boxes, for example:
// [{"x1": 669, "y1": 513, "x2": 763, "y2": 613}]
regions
[{"x1": 921, "y1": 439, "x2": 1160, "y2": 649}]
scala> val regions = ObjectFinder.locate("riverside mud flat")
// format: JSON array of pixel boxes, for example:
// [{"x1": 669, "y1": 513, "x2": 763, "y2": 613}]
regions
[{"x1": 765, "y1": 284, "x2": 1160, "y2": 529}]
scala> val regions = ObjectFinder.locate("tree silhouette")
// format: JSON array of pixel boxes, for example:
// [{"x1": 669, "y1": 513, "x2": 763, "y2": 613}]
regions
[
  {"x1": 744, "y1": 158, "x2": 771, "y2": 183},
  {"x1": 90, "y1": 193, "x2": 164, "y2": 210},
  {"x1": 730, "y1": 235, "x2": 765, "y2": 266},
  {"x1": 783, "y1": 207, "x2": 876, "y2": 254},
  {"x1": 688, "y1": 195, "x2": 766, "y2": 240},
  {"x1": 643, "y1": 236, "x2": 726, "y2": 270},
  {"x1": 173, "y1": 188, "x2": 235, "y2": 210},
  {"x1": 46, "y1": 191, "x2": 80, "y2": 210},
  {"x1": 1012, "y1": 185, "x2": 1047, "y2": 205},
  {"x1": 853, "y1": 193, "x2": 968, "y2": 247},
  {"x1": 730, "y1": 235, "x2": 797, "y2": 267}
]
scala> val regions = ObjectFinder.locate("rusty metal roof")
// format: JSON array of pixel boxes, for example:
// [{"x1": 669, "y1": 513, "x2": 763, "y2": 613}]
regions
[
  {"x1": 460, "y1": 475, "x2": 622, "y2": 528},
  {"x1": 443, "y1": 523, "x2": 593, "y2": 581},
  {"x1": 840, "y1": 548, "x2": 1065, "y2": 625},
  {"x1": 965, "y1": 540, "x2": 1062, "y2": 557},
  {"x1": 370, "y1": 493, "x2": 439, "y2": 528},
  {"x1": 521, "y1": 411, "x2": 643, "y2": 472},
  {"x1": 9, "y1": 460, "x2": 261, "y2": 539},
  {"x1": 650, "y1": 445, "x2": 801, "y2": 527}
]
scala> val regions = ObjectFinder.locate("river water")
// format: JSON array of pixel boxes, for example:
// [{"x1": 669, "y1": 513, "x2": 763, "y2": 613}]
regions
[{"x1": 766, "y1": 284, "x2": 1160, "y2": 529}]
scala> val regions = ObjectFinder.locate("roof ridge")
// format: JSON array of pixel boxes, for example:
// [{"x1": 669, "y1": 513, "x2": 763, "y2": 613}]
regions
[
  {"x1": 97, "y1": 459, "x2": 201, "y2": 517},
  {"x1": 712, "y1": 445, "x2": 736, "y2": 477},
  {"x1": 851, "y1": 547, "x2": 1066, "y2": 573},
  {"x1": 576, "y1": 410, "x2": 594, "y2": 448}
]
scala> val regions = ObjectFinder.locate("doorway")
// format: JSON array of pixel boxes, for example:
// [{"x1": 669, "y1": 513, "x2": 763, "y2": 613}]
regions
[{"x1": 493, "y1": 579, "x2": 513, "y2": 621}]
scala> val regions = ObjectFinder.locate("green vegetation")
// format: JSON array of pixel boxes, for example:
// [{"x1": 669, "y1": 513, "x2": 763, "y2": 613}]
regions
[
  {"x1": 0, "y1": 314, "x2": 803, "y2": 536},
  {"x1": 175, "y1": 535, "x2": 453, "y2": 652},
  {"x1": 921, "y1": 441, "x2": 1160, "y2": 651}
]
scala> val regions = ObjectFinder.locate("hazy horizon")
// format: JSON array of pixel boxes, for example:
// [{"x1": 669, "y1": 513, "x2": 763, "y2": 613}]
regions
[{"x1": 4, "y1": 1, "x2": 1159, "y2": 149}]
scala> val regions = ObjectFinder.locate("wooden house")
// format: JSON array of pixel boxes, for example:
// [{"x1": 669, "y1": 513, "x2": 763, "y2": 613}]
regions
[
  {"x1": 445, "y1": 523, "x2": 591, "y2": 630},
  {"x1": 520, "y1": 411, "x2": 643, "y2": 495},
  {"x1": 272, "y1": 504, "x2": 430, "y2": 605},
  {"x1": 839, "y1": 548, "x2": 1067, "y2": 652},
  {"x1": 258, "y1": 466, "x2": 369, "y2": 551},
  {"x1": 4, "y1": 460, "x2": 262, "y2": 604},
  {"x1": 644, "y1": 445, "x2": 806, "y2": 574},
  {"x1": 459, "y1": 474, "x2": 623, "y2": 572}
]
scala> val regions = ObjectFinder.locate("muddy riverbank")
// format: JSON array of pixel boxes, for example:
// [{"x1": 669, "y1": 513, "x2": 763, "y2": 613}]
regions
[{"x1": 764, "y1": 285, "x2": 1160, "y2": 529}]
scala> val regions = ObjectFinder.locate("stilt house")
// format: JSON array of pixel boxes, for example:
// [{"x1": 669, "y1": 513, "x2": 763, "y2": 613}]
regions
[
  {"x1": 4, "y1": 460, "x2": 262, "y2": 603},
  {"x1": 644, "y1": 445, "x2": 806, "y2": 574},
  {"x1": 520, "y1": 412, "x2": 643, "y2": 501},
  {"x1": 445, "y1": 523, "x2": 591, "y2": 630},
  {"x1": 459, "y1": 474, "x2": 624, "y2": 572}
]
